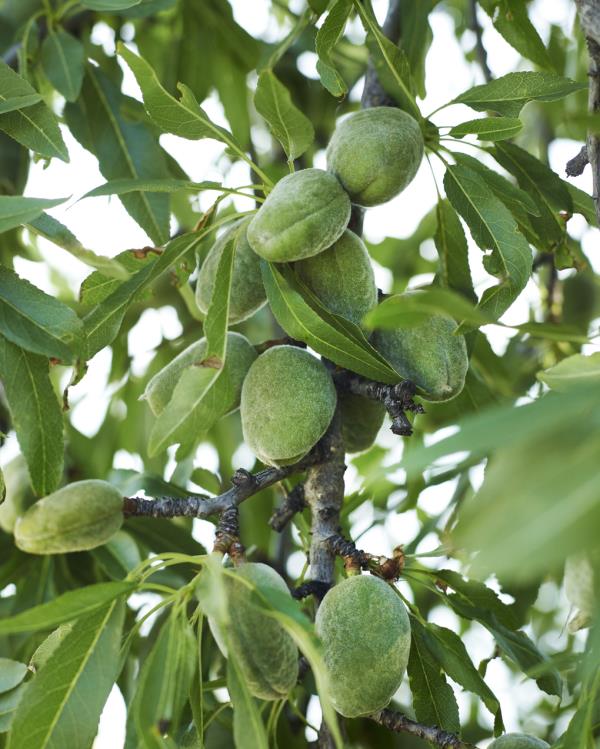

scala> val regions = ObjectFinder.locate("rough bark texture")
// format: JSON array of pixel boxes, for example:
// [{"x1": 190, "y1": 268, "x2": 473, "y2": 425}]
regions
[
  {"x1": 371, "y1": 708, "x2": 478, "y2": 748},
  {"x1": 576, "y1": 1, "x2": 600, "y2": 224}
]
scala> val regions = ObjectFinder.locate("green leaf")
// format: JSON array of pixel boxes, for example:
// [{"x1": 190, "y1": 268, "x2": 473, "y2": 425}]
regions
[
  {"x1": 491, "y1": 141, "x2": 572, "y2": 245},
  {"x1": 82, "y1": 231, "x2": 206, "y2": 359},
  {"x1": 453, "y1": 71, "x2": 585, "y2": 117},
  {"x1": 434, "y1": 199, "x2": 476, "y2": 301},
  {"x1": 0, "y1": 685, "x2": 26, "y2": 734},
  {"x1": 117, "y1": 44, "x2": 264, "y2": 182},
  {"x1": 0, "y1": 266, "x2": 83, "y2": 362},
  {"x1": 454, "y1": 413, "x2": 600, "y2": 590},
  {"x1": 81, "y1": 0, "x2": 141, "y2": 8},
  {"x1": 0, "y1": 582, "x2": 134, "y2": 635},
  {"x1": 40, "y1": 30, "x2": 85, "y2": 102},
  {"x1": 261, "y1": 261, "x2": 400, "y2": 384},
  {"x1": 80, "y1": 178, "x2": 224, "y2": 199},
  {"x1": 227, "y1": 659, "x2": 268, "y2": 749},
  {"x1": 0, "y1": 94, "x2": 42, "y2": 115},
  {"x1": 0, "y1": 195, "x2": 67, "y2": 234},
  {"x1": 147, "y1": 225, "x2": 237, "y2": 456},
  {"x1": 254, "y1": 70, "x2": 314, "y2": 162},
  {"x1": 315, "y1": 0, "x2": 352, "y2": 97},
  {"x1": 538, "y1": 352, "x2": 600, "y2": 391},
  {"x1": 129, "y1": 613, "x2": 196, "y2": 744},
  {"x1": 419, "y1": 622, "x2": 503, "y2": 726},
  {"x1": 553, "y1": 642, "x2": 600, "y2": 748},
  {"x1": 0, "y1": 338, "x2": 64, "y2": 496},
  {"x1": 0, "y1": 661, "x2": 28, "y2": 695},
  {"x1": 407, "y1": 617, "x2": 460, "y2": 734},
  {"x1": 7, "y1": 599, "x2": 125, "y2": 749},
  {"x1": 452, "y1": 153, "x2": 540, "y2": 221},
  {"x1": 0, "y1": 60, "x2": 69, "y2": 162},
  {"x1": 431, "y1": 571, "x2": 562, "y2": 696},
  {"x1": 64, "y1": 66, "x2": 170, "y2": 245},
  {"x1": 444, "y1": 164, "x2": 532, "y2": 321},
  {"x1": 365, "y1": 288, "x2": 490, "y2": 330},
  {"x1": 449, "y1": 116, "x2": 522, "y2": 141},
  {"x1": 353, "y1": 0, "x2": 421, "y2": 120},
  {"x1": 27, "y1": 213, "x2": 130, "y2": 280},
  {"x1": 479, "y1": 0, "x2": 554, "y2": 70}
]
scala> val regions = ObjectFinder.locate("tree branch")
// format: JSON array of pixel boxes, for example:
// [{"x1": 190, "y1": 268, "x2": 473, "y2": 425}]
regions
[
  {"x1": 566, "y1": 144, "x2": 589, "y2": 177},
  {"x1": 360, "y1": 0, "x2": 401, "y2": 108},
  {"x1": 122, "y1": 450, "x2": 322, "y2": 520},
  {"x1": 469, "y1": 0, "x2": 492, "y2": 83},
  {"x1": 576, "y1": 1, "x2": 600, "y2": 224},
  {"x1": 370, "y1": 708, "x2": 478, "y2": 748}
]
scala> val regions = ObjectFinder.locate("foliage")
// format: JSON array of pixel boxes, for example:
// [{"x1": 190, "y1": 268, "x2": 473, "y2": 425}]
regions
[{"x1": 0, "y1": 1, "x2": 598, "y2": 748}]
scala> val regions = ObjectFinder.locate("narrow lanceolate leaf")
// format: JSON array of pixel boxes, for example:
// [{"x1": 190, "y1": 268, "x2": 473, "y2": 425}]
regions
[
  {"x1": 478, "y1": 0, "x2": 554, "y2": 70},
  {"x1": 7, "y1": 599, "x2": 125, "y2": 749},
  {"x1": 408, "y1": 618, "x2": 460, "y2": 734},
  {"x1": 0, "y1": 94, "x2": 42, "y2": 115},
  {"x1": 117, "y1": 44, "x2": 252, "y2": 169},
  {"x1": 491, "y1": 141, "x2": 572, "y2": 245},
  {"x1": 81, "y1": 0, "x2": 141, "y2": 8},
  {"x1": 0, "y1": 338, "x2": 63, "y2": 496},
  {"x1": 434, "y1": 199, "x2": 476, "y2": 301},
  {"x1": 82, "y1": 231, "x2": 204, "y2": 359},
  {"x1": 315, "y1": 0, "x2": 353, "y2": 97},
  {"x1": 364, "y1": 289, "x2": 490, "y2": 330},
  {"x1": 538, "y1": 352, "x2": 600, "y2": 392},
  {"x1": 40, "y1": 30, "x2": 85, "y2": 102},
  {"x1": 0, "y1": 195, "x2": 67, "y2": 235},
  {"x1": 553, "y1": 645, "x2": 600, "y2": 749},
  {"x1": 444, "y1": 164, "x2": 532, "y2": 322},
  {"x1": 0, "y1": 61, "x2": 69, "y2": 162},
  {"x1": 0, "y1": 266, "x2": 83, "y2": 362},
  {"x1": 0, "y1": 582, "x2": 134, "y2": 635},
  {"x1": 227, "y1": 658, "x2": 269, "y2": 749},
  {"x1": 352, "y1": 0, "x2": 421, "y2": 120},
  {"x1": 148, "y1": 226, "x2": 237, "y2": 456},
  {"x1": 80, "y1": 178, "x2": 223, "y2": 199},
  {"x1": 449, "y1": 117, "x2": 522, "y2": 141},
  {"x1": 0, "y1": 661, "x2": 28, "y2": 694},
  {"x1": 453, "y1": 71, "x2": 586, "y2": 117},
  {"x1": 261, "y1": 261, "x2": 400, "y2": 384},
  {"x1": 64, "y1": 66, "x2": 170, "y2": 245},
  {"x1": 419, "y1": 622, "x2": 503, "y2": 728},
  {"x1": 254, "y1": 71, "x2": 314, "y2": 162},
  {"x1": 27, "y1": 213, "x2": 129, "y2": 280}
]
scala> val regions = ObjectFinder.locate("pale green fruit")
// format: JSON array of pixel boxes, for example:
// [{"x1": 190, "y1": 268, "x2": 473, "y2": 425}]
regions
[
  {"x1": 295, "y1": 230, "x2": 377, "y2": 326},
  {"x1": 372, "y1": 306, "x2": 468, "y2": 402},
  {"x1": 247, "y1": 168, "x2": 351, "y2": 262},
  {"x1": 143, "y1": 332, "x2": 257, "y2": 417},
  {"x1": 488, "y1": 734, "x2": 550, "y2": 749},
  {"x1": 14, "y1": 480, "x2": 123, "y2": 555},
  {"x1": 195, "y1": 218, "x2": 266, "y2": 324},
  {"x1": 0, "y1": 456, "x2": 36, "y2": 534},
  {"x1": 315, "y1": 575, "x2": 411, "y2": 718},
  {"x1": 327, "y1": 107, "x2": 424, "y2": 207},
  {"x1": 339, "y1": 393, "x2": 385, "y2": 453},
  {"x1": 208, "y1": 563, "x2": 299, "y2": 700},
  {"x1": 564, "y1": 554, "x2": 595, "y2": 632},
  {"x1": 241, "y1": 346, "x2": 337, "y2": 466}
]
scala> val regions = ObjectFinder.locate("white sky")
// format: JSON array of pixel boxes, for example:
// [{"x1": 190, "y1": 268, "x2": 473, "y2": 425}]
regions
[{"x1": 1, "y1": 0, "x2": 593, "y2": 745}]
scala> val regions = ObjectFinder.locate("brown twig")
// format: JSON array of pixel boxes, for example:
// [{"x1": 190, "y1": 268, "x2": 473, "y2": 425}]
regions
[
  {"x1": 469, "y1": 0, "x2": 492, "y2": 83},
  {"x1": 370, "y1": 708, "x2": 478, "y2": 748},
  {"x1": 269, "y1": 483, "x2": 306, "y2": 532},
  {"x1": 122, "y1": 449, "x2": 322, "y2": 520}
]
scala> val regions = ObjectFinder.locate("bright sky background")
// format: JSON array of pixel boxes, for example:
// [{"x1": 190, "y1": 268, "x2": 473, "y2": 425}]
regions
[{"x1": 0, "y1": 0, "x2": 595, "y2": 745}]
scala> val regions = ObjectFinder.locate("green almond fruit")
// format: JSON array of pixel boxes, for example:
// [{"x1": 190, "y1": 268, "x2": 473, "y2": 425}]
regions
[
  {"x1": 209, "y1": 562, "x2": 299, "y2": 700},
  {"x1": 14, "y1": 480, "x2": 123, "y2": 555},
  {"x1": 143, "y1": 332, "x2": 257, "y2": 417},
  {"x1": 241, "y1": 346, "x2": 337, "y2": 466},
  {"x1": 0, "y1": 456, "x2": 36, "y2": 534},
  {"x1": 196, "y1": 218, "x2": 266, "y2": 324},
  {"x1": 295, "y1": 229, "x2": 378, "y2": 326},
  {"x1": 372, "y1": 304, "x2": 468, "y2": 402},
  {"x1": 315, "y1": 574, "x2": 411, "y2": 718},
  {"x1": 488, "y1": 734, "x2": 550, "y2": 749},
  {"x1": 327, "y1": 107, "x2": 424, "y2": 207},
  {"x1": 339, "y1": 393, "x2": 386, "y2": 453},
  {"x1": 247, "y1": 168, "x2": 351, "y2": 262}
]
